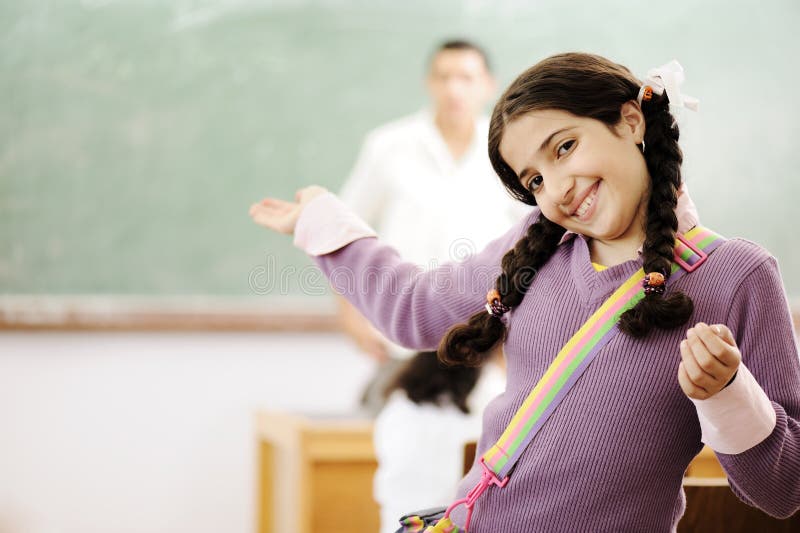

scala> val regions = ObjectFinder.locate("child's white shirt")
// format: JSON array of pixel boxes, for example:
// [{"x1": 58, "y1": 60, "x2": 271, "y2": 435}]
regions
[{"x1": 372, "y1": 363, "x2": 505, "y2": 533}]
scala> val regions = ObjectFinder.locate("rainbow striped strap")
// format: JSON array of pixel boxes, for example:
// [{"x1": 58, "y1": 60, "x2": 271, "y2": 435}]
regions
[{"x1": 479, "y1": 226, "x2": 725, "y2": 481}]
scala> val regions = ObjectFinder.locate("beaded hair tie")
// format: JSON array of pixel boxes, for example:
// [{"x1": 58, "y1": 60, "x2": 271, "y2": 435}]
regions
[
  {"x1": 642, "y1": 271, "x2": 667, "y2": 295},
  {"x1": 485, "y1": 289, "x2": 511, "y2": 318},
  {"x1": 641, "y1": 85, "x2": 653, "y2": 102}
]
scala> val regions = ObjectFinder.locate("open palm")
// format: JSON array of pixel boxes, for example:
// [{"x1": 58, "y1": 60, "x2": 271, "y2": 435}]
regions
[{"x1": 249, "y1": 185, "x2": 328, "y2": 235}]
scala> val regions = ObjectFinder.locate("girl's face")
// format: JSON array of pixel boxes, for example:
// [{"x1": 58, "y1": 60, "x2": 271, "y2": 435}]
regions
[{"x1": 499, "y1": 104, "x2": 650, "y2": 249}]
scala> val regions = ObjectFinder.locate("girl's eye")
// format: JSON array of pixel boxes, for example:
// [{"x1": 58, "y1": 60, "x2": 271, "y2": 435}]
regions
[
  {"x1": 524, "y1": 140, "x2": 574, "y2": 194},
  {"x1": 527, "y1": 175, "x2": 543, "y2": 193},
  {"x1": 557, "y1": 139, "x2": 575, "y2": 157}
]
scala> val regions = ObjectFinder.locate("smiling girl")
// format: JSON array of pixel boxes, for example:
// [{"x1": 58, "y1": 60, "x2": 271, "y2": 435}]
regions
[{"x1": 249, "y1": 53, "x2": 800, "y2": 531}]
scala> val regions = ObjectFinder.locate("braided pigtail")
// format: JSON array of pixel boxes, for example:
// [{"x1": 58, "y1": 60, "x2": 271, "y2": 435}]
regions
[
  {"x1": 618, "y1": 91, "x2": 694, "y2": 337},
  {"x1": 438, "y1": 216, "x2": 564, "y2": 367}
]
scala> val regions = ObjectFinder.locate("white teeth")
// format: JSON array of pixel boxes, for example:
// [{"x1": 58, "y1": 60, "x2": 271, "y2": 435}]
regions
[{"x1": 575, "y1": 186, "x2": 597, "y2": 217}]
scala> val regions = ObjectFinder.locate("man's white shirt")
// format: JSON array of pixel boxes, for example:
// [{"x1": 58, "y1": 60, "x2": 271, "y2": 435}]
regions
[{"x1": 340, "y1": 109, "x2": 530, "y2": 268}]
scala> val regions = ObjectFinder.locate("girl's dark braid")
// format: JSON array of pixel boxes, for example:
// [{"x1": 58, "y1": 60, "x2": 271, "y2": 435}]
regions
[
  {"x1": 438, "y1": 216, "x2": 565, "y2": 367},
  {"x1": 619, "y1": 91, "x2": 694, "y2": 337}
]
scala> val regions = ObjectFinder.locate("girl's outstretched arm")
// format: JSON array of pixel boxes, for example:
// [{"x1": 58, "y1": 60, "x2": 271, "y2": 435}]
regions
[{"x1": 250, "y1": 188, "x2": 535, "y2": 351}]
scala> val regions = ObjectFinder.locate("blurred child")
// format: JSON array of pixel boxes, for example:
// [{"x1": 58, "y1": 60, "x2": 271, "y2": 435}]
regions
[{"x1": 373, "y1": 350, "x2": 504, "y2": 533}]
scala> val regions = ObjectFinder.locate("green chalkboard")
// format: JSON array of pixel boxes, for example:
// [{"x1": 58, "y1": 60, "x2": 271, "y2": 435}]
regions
[{"x1": 1, "y1": 0, "x2": 799, "y2": 298}]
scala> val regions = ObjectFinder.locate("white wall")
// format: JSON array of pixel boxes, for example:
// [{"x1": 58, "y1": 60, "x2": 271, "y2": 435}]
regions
[{"x1": 0, "y1": 331, "x2": 376, "y2": 533}]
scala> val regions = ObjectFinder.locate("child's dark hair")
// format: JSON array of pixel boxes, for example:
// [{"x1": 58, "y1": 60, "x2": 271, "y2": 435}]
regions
[
  {"x1": 383, "y1": 351, "x2": 481, "y2": 414},
  {"x1": 439, "y1": 52, "x2": 694, "y2": 366}
]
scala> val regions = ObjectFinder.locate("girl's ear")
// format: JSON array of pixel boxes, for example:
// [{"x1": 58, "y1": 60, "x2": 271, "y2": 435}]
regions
[{"x1": 619, "y1": 101, "x2": 646, "y2": 142}]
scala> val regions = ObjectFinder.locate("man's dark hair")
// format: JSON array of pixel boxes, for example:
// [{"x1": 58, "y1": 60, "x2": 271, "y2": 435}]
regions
[{"x1": 429, "y1": 39, "x2": 492, "y2": 72}]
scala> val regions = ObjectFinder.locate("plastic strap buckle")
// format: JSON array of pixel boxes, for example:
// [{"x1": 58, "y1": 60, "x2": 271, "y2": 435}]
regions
[{"x1": 674, "y1": 233, "x2": 708, "y2": 273}]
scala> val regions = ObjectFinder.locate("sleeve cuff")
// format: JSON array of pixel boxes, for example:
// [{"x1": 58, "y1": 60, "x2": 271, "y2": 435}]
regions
[
  {"x1": 690, "y1": 362, "x2": 777, "y2": 454},
  {"x1": 293, "y1": 192, "x2": 378, "y2": 256}
]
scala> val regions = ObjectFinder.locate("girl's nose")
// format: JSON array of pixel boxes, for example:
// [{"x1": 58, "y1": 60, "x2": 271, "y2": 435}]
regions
[{"x1": 550, "y1": 175, "x2": 576, "y2": 210}]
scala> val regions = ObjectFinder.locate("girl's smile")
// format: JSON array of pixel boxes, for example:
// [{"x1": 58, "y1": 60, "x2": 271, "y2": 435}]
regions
[{"x1": 570, "y1": 180, "x2": 600, "y2": 222}]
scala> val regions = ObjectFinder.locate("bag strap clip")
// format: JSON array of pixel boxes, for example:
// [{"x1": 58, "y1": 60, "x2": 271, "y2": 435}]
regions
[{"x1": 443, "y1": 458, "x2": 509, "y2": 530}]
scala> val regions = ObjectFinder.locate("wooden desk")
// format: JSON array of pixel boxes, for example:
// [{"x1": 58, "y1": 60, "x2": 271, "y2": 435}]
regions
[
  {"x1": 684, "y1": 445, "x2": 725, "y2": 477},
  {"x1": 255, "y1": 411, "x2": 379, "y2": 533},
  {"x1": 679, "y1": 476, "x2": 800, "y2": 531}
]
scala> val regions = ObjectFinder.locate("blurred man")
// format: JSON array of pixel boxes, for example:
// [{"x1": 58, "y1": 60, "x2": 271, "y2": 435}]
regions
[{"x1": 337, "y1": 39, "x2": 527, "y2": 413}]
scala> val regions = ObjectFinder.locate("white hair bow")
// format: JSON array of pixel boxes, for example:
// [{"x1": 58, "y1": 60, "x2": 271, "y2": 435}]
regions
[{"x1": 637, "y1": 60, "x2": 699, "y2": 112}]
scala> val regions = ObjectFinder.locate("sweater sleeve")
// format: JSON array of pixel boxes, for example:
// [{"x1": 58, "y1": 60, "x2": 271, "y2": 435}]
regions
[
  {"x1": 715, "y1": 254, "x2": 800, "y2": 519},
  {"x1": 307, "y1": 206, "x2": 538, "y2": 351}
]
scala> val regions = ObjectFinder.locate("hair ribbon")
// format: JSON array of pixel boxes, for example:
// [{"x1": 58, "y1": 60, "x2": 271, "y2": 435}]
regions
[{"x1": 637, "y1": 60, "x2": 700, "y2": 112}]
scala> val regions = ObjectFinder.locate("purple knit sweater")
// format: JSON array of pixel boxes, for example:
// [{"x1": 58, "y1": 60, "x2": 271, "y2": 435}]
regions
[{"x1": 311, "y1": 208, "x2": 800, "y2": 531}]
